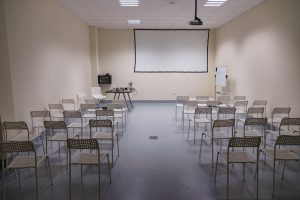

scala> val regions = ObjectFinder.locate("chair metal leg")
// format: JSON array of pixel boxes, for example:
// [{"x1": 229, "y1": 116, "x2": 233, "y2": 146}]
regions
[
  {"x1": 47, "y1": 157, "x2": 53, "y2": 185},
  {"x1": 227, "y1": 161, "x2": 229, "y2": 200},
  {"x1": 212, "y1": 139, "x2": 214, "y2": 168},
  {"x1": 281, "y1": 160, "x2": 287, "y2": 180},
  {"x1": 2, "y1": 161, "x2": 5, "y2": 200},
  {"x1": 188, "y1": 120, "x2": 191, "y2": 139},
  {"x1": 272, "y1": 159, "x2": 276, "y2": 197},
  {"x1": 35, "y1": 167, "x2": 39, "y2": 200},
  {"x1": 214, "y1": 152, "x2": 220, "y2": 181},
  {"x1": 117, "y1": 135, "x2": 120, "y2": 157},
  {"x1": 80, "y1": 164, "x2": 83, "y2": 183},
  {"x1": 98, "y1": 159, "x2": 101, "y2": 200},
  {"x1": 41, "y1": 135, "x2": 45, "y2": 155},
  {"x1": 194, "y1": 122, "x2": 196, "y2": 144},
  {"x1": 112, "y1": 138, "x2": 114, "y2": 168},
  {"x1": 107, "y1": 154, "x2": 112, "y2": 184},
  {"x1": 243, "y1": 163, "x2": 245, "y2": 182},
  {"x1": 199, "y1": 133, "x2": 204, "y2": 158},
  {"x1": 69, "y1": 152, "x2": 72, "y2": 200},
  {"x1": 256, "y1": 160, "x2": 259, "y2": 200}
]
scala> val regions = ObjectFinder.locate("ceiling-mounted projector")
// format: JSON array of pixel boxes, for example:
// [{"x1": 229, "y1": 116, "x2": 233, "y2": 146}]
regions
[{"x1": 189, "y1": 0, "x2": 203, "y2": 26}]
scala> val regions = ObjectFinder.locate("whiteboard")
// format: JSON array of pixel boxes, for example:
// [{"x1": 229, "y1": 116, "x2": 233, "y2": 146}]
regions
[
  {"x1": 134, "y1": 29, "x2": 209, "y2": 72},
  {"x1": 216, "y1": 66, "x2": 227, "y2": 87}
]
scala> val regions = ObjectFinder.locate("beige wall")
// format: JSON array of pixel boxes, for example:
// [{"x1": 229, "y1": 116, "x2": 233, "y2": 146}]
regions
[
  {"x1": 95, "y1": 29, "x2": 216, "y2": 100},
  {"x1": 4, "y1": 0, "x2": 92, "y2": 124},
  {"x1": 0, "y1": 0, "x2": 15, "y2": 120},
  {"x1": 215, "y1": 0, "x2": 300, "y2": 116}
]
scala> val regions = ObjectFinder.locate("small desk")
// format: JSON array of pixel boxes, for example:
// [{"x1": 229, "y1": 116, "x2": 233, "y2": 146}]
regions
[{"x1": 105, "y1": 88, "x2": 134, "y2": 111}]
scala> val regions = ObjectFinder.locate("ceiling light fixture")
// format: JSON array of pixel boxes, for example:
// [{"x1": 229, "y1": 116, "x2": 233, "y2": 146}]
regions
[
  {"x1": 203, "y1": 0, "x2": 227, "y2": 7},
  {"x1": 189, "y1": 0, "x2": 203, "y2": 25},
  {"x1": 119, "y1": 0, "x2": 139, "y2": 7},
  {"x1": 127, "y1": 19, "x2": 141, "y2": 25}
]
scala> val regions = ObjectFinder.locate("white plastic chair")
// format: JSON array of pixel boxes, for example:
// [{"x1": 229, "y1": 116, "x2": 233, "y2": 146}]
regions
[{"x1": 91, "y1": 87, "x2": 106, "y2": 103}]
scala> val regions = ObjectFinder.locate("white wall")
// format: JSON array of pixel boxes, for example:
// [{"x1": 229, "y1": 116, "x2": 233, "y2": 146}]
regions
[
  {"x1": 215, "y1": 0, "x2": 300, "y2": 116},
  {"x1": 0, "y1": 0, "x2": 15, "y2": 121},
  {"x1": 94, "y1": 29, "x2": 216, "y2": 100},
  {"x1": 4, "y1": 0, "x2": 92, "y2": 123}
]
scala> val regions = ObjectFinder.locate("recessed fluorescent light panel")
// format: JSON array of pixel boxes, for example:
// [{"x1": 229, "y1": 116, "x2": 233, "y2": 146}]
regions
[
  {"x1": 203, "y1": 0, "x2": 227, "y2": 7},
  {"x1": 119, "y1": 0, "x2": 139, "y2": 7},
  {"x1": 127, "y1": 19, "x2": 141, "y2": 25}
]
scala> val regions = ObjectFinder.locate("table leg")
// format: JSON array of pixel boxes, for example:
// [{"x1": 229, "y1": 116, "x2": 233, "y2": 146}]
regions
[
  {"x1": 113, "y1": 93, "x2": 117, "y2": 99},
  {"x1": 122, "y1": 93, "x2": 130, "y2": 111},
  {"x1": 118, "y1": 93, "x2": 121, "y2": 99},
  {"x1": 127, "y1": 92, "x2": 133, "y2": 108}
]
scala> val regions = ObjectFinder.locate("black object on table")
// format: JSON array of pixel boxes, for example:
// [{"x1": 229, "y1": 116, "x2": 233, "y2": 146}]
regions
[{"x1": 105, "y1": 88, "x2": 134, "y2": 111}]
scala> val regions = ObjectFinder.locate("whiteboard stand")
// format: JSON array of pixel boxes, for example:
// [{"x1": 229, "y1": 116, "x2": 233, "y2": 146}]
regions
[{"x1": 215, "y1": 66, "x2": 228, "y2": 99}]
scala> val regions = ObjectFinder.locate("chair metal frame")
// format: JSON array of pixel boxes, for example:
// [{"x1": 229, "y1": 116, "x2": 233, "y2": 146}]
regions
[
  {"x1": 63, "y1": 111, "x2": 88, "y2": 138},
  {"x1": 266, "y1": 117, "x2": 300, "y2": 139},
  {"x1": 62, "y1": 99, "x2": 76, "y2": 111},
  {"x1": 182, "y1": 100, "x2": 198, "y2": 129},
  {"x1": 268, "y1": 107, "x2": 291, "y2": 131},
  {"x1": 188, "y1": 107, "x2": 213, "y2": 144},
  {"x1": 0, "y1": 141, "x2": 53, "y2": 200},
  {"x1": 30, "y1": 110, "x2": 51, "y2": 135},
  {"x1": 67, "y1": 138, "x2": 111, "y2": 200},
  {"x1": 214, "y1": 137, "x2": 261, "y2": 200},
  {"x1": 48, "y1": 103, "x2": 64, "y2": 120},
  {"x1": 90, "y1": 118, "x2": 119, "y2": 167},
  {"x1": 199, "y1": 119, "x2": 235, "y2": 168},
  {"x1": 236, "y1": 107, "x2": 265, "y2": 128},
  {"x1": 263, "y1": 135, "x2": 300, "y2": 197},
  {"x1": 175, "y1": 96, "x2": 189, "y2": 121},
  {"x1": 107, "y1": 103, "x2": 126, "y2": 133},
  {"x1": 252, "y1": 100, "x2": 267, "y2": 117}
]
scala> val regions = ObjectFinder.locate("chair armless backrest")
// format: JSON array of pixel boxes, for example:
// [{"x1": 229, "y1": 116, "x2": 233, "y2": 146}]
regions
[
  {"x1": 62, "y1": 99, "x2": 76, "y2": 111},
  {"x1": 3, "y1": 121, "x2": 30, "y2": 141},
  {"x1": 228, "y1": 137, "x2": 261, "y2": 148},
  {"x1": 0, "y1": 141, "x2": 35, "y2": 154},
  {"x1": 49, "y1": 104, "x2": 64, "y2": 110},
  {"x1": 274, "y1": 135, "x2": 300, "y2": 156},
  {"x1": 252, "y1": 100, "x2": 267, "y2": 106},
  {"x1": 63, "y1": 111, "x2": 82, "y2": 123},
  {"x1": 44, "y1": 121, "x2": 69, "y2": 138},
  {"x1": 194, "y1": 107, "x2": 213, "y2": 121},
  {"x1": 187, "y1": 100, "x2": 198, "y2": 109},
  {"x1": 247, "y1": 107, "x2": 264, "y2": 117},
  {"x1": 89, "y1": 119, "x2": 113, "y2": 128},
  {"x1": 96, "y1": 110, "x2": 114, "y2": 117},
  {"x1": 67, "y1": 138, "x2": 99, "y2": 150},
  {"x1": 207, "y1": 100, "x2": 220, "y2": 107},
  {"x1": 196, "y1": 96, "x2": 209, "y2": 101},
  {"x1": 234, "y1": 100, "x2": 248, "y2": 107},
  {"x1": 218, "y1": 95, "x2": 230, "y2": 105},
  {"x1": 233, "y1": 96, "x2": 246, "y2": 101},
  {"x1": 279, "y1": 118, "x2": 300, "y2": 134},
  {"x1": 30, "y1": 110, "x2": 51, "y2": 127},
  {"x1": 217, "y1": 107, "x2": 236, "y2": 119},
  {"x1": 243, "y1": 118, "x2": 268, "y2": 135},
  {"x1": 80, "y1": 104, "x2": 97, "y2": 112},
  {"x1": 176, "y1": 96, "x2": 189, "y2": 104},
  {"x1": 0, "y1": 116, "x2": 3, "y2": 142},
  {"x1": 212, "y1": 119, "x2": 235, "y2": 138},
  {"x1": 85, "y1": 98, "x2": 98, "y2": 104},
  {"x1": 272, "y1": 107, "x2": 291, "y2": 118},
  {"x1": 107, "y1": 103, "x2": 123, "y2": 110}
]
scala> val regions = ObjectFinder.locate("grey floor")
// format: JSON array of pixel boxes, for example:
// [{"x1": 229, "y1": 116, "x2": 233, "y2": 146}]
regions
[{"x1": 1, "y1": 103, "x2": 300, "y2": 200}]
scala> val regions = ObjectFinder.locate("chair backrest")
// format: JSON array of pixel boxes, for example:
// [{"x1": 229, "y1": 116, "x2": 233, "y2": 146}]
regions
[
  {"x1": 49, "y1": 103, "x2": 64, "y2": 110},
  {"x1": 218, "y1": 95, "x2": 230, "y2": 104},
  {"x1": 176, "y1": 96, "x2": 189, "y2": 103},
  {"x1": 0, "y1": 116, "x2": 3, "y2": 142},
  {"x1": 228, "y1": 137, "x2": 261, "y2": 148},
  {"x1": 96, "y1": 110, "x2": 114, "y2": 117},
  {"x1": 77, "y1": 92, "x2": 87, "y2": 104},
  {"x1": 91, "y1": 87, "x2": 101, "y2": 95},
  {"x1": 234, "y1": 100, "x2": 248, "y2": 107},
  {"x1": 279, "y1": 117, "x2": 300, "y2": 133},
  {"x1": 252, "y1": 100, "x2": 267, "y2": 106},
  {"x1": 44, "y1": 121, "x2": 68, "y2": 130},
  {"x1": 63, "y1": 111, "x2": 82, "y2": 119},
  {"x1": 85, "y1": 98, "x2": 98, "y2": 104},
  {"x1": 67, "y1": 138, "x2": 99, "y2": 150},
  {"x1": 80, "y1": 104, "x2": 97, "y2": 112},
  {"x1": 271, "y1": 107, "x2": 291, "y2": 118},
  {"x1": 244, "y1": 117, "x2": 268, "y2": 126},
  {"x1": 213, "y1": 119, "x2": 235, "y2": 128},
  {"x1": 89, "y1": 119, "x2": 113, "y2": 128},
  {"x1": 186, "y1": 100, "x2": 198, "y2": 109},
  {"x1": 233, "y1": 96, "x2": 246, "y2": 101},
  {"x1": 107, "y1": 103, "x2": 123, "y2": 110},
  {"x1": 0, "y1": 141, "x2": 35, "y2": 154},
  {"x1": 247, "y1": 107, "x2": 264, "y2": 116},
  {"x1": 217, "y1": 107, "x2": 236, "y2": 119},
  {"x1": 196, "y1": 96, "x2": 209, "y2": 101},
  {"x1": 275, "y1": 135, "x2": 300, "y2": 146},
  {"x1": 62, "y1": 99, "x2": 76, "y2": 111},
  {"x1": 195, "y1": 107, "x2": 212, "y2": 115},
  {"x1": 207, "y1": 100, "x2": 219, "y2": 107}
]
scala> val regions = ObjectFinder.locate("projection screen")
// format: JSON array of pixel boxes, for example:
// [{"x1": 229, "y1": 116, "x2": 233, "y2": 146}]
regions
[{"x1": 134, "y1": 29, "x2": 209, "y2": 73}]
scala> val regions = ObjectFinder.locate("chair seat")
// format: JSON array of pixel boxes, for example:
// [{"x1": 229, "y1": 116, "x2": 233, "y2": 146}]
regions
[
  {"x1": 92, "y1": 94, "x2": 106, "y2": 100},
  {"x1": 192, "y1": 118, "x2": 210, "y2": 123},
  {"x1": 264, "y1": 149, "x2": 300, "y2": 160},
  {"x1": 51, "y1": 113, "x2": 63, "y2": 118},
  {"x1": 93, "y1": 132, "x2": 118, "y2": 140},
  {"x1": 50, "y1": 133, "x2": 78, "y2": 141},
  {"x1": 203, "y1": 131, "x2": 231, "y2": 139},
  {"x1": 218, "y1": 104, "x2": 228, "y2": 107},
  {"x1": 72, "y1": 153, "x2": 106, "y2": 165},
  {"x1": 68, "y1": 122, "x2": 89, "y2": 128},
  {"x1": 219, "y1": 151, "x2": 256, "y2": 163},
  {"x1": 268, "y1": 118, "x2": 282, "y2": 124},
  {"x1": 235, "y1": 130, "x2": 262, "y2": 137},
  {"x1": 83, "y1": 113, "x2": 96, "y2": 118},
  {"x1": 198, "y1": 103, "x2": 207, "y2": 107},
  {"x1": 267, "y1": 130, "x2": 297, "y2": 136},
  {"x1": 10, "y1": 133, "x2": 41, "y2": 142},
  {"x1": 7, "y1": 155, "x2": 47, "y2": 169}
]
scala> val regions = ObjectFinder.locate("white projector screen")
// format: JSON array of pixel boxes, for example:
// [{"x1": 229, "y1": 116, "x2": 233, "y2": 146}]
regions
[{"x1": 134, "y1": 29, "x2": 209, "y2": 73}]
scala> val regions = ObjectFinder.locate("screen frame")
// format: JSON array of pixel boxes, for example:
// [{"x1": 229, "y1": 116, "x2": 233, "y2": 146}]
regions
[{"x1": 133, "y1": 29, "x2": 210, "y2": 73}]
